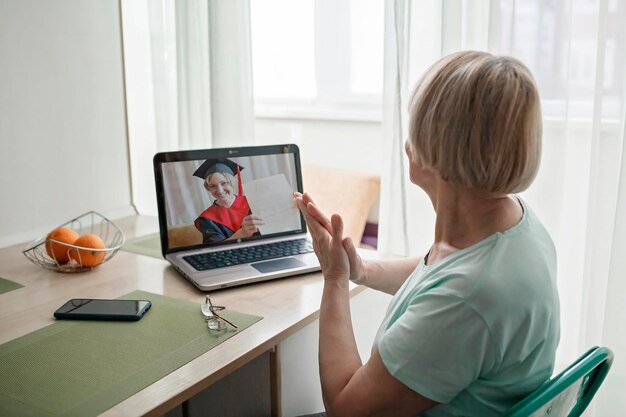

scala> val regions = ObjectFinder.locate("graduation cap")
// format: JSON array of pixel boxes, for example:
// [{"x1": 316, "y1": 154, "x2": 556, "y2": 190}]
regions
[{"x1": 193, "y1": 158, "x2": 245, "y2": 195}]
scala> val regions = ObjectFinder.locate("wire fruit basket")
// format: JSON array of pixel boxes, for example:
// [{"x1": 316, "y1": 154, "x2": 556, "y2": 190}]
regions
[{"x1": 22, "y1": 211, "x2": 126, "y2": 273}]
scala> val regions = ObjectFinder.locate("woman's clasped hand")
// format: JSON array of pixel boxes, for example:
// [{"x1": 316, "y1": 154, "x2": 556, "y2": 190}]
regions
[{"x1": 294, "y1": 192, "x2": 365, "y2": 283}]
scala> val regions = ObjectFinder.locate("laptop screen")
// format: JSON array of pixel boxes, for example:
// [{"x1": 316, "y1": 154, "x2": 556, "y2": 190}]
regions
[{"x1": 154, "y1": 144, "x2": 306, "y2": 254}]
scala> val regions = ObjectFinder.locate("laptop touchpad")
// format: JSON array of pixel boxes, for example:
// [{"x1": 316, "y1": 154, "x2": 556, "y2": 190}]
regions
[{"x1": 251, "y1": 257, "x2": 306, "y2": 274}]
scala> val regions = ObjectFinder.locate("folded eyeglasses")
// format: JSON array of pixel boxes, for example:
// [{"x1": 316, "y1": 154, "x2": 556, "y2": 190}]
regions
[{"x1": 201, "y1": 295, "x2": 237, "y2": 335}]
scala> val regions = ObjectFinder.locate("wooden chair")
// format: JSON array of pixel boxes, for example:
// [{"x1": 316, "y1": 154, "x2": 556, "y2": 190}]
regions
[
  {"x1": 301, "y1": 164, "x2": 380, "y2": 245},
  {"x1": 167, "y1": 224, "x2": 202, "y2": 248}
]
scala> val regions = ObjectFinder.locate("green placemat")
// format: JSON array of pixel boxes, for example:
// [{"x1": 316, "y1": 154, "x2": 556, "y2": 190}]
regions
[
  {"x1": 121, "y1": 233, "x2": 163, "y2": 259},
  {"x1": 0, "y1": 277, "x2": 23, "y2": 295},
  {"x1": 0, "y1": 290, "x2": 262, "y2": 417}
]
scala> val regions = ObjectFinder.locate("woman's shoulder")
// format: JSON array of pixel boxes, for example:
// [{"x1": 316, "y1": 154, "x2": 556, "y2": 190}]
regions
[{"x1": 500, "y1": 197, "x2": 556, "y2": 262}]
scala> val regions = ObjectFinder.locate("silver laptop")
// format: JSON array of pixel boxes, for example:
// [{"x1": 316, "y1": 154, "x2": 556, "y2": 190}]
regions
[{"x1": 153, "y1": 144, "x2": 321, "y2": 291}]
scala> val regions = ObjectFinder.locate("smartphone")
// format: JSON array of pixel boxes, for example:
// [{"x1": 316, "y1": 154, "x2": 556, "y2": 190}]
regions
[{"x1": 53, "y1": 298, "x2": 152, "y2": 321}]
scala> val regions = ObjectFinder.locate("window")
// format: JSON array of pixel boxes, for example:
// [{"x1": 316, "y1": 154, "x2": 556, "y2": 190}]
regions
[{"x1": 250, "y1": 0, "x2": 384, "y2": 120}]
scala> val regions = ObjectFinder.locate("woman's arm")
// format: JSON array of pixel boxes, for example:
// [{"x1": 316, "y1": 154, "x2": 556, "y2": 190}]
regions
[
  {"x1": 320, "y1": 280, "x2": 439, "y2": 417},
  {"x1": 344, "y1": 237, "x2": 421, "y2": 294},
  {"x1": 196, "y1": 217, "x2": 229, "y2": 243},
  {"x1": 319, "y1": 276, "x2": 437, "y2": 417},
  {"x1": 295, "y1": 195, "x2": 437, "y2": 416}
]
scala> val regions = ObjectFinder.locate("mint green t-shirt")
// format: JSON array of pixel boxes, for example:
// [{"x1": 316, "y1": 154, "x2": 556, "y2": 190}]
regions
[{"x1": 376, "y1": 198, "x2": 560, "y2": 416}]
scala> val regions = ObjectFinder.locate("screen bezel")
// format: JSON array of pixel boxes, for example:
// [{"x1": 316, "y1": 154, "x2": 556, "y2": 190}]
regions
[{"x1": 153, "y1": 144, "x2": 306, "y2": 256}]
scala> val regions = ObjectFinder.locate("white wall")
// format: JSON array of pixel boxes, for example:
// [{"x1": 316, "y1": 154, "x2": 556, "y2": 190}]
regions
[{"x1": 0, "y1": 0, "x2": 133, "y2": 247}]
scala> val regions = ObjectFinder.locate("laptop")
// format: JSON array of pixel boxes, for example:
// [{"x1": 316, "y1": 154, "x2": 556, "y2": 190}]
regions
[{"x1": 153, "y1": 144, "x2": 321, "y2": 291}]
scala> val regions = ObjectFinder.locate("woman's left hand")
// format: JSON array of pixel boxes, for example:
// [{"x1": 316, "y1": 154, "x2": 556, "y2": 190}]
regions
[
  {"x1": 230, "y1": 215, "x2": 264, "y2": 240},
  {"x1": 294, "y1": 192, "x2": 350, "y2": 282}
]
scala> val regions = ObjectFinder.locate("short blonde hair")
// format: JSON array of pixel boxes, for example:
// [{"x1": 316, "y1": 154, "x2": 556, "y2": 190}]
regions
[{"x1": 408, "y1": 50, "x2": 542, "y2": 193}]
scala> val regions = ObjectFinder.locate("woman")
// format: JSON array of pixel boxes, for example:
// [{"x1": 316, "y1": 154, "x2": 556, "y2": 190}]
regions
[
  {"x1": 193, "y1": 158, "x2": 263, "y2": 244},
  {"x1": 295, "y1": 51, "x2": 560, "y2": 416}
]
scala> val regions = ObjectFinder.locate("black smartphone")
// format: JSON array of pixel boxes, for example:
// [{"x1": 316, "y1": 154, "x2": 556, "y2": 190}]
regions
[{"x1": 53, "y1": 298, "x2": 152, "y2": 321}]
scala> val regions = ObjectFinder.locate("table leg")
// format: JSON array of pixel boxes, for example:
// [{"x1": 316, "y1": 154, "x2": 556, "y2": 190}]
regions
[{"x1": 270, "y1": 345, "x2": 282, "y2": 417}]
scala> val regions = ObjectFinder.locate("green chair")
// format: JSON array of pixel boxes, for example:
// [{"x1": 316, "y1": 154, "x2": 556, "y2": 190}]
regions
[{"x1": 502, "y1": 346, "x2": 613, "y2": 417}]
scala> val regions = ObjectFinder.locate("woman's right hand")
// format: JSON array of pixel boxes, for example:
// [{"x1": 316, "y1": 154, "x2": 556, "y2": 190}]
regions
[
  {"x1": 341, "y1": 232, "x2": 367, "y2": 285},
  {"x1": 295, "y1": 192, "x2": 367, "y2": 284}
]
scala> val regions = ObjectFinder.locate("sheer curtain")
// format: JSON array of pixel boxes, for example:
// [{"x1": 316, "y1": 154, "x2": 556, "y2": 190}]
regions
[
  {"x1": 379, "y1": 1, "x2": 626, "y2": 415},
  {"x1": 121, "y1": 0, "x2": 255, "y2": 215}
]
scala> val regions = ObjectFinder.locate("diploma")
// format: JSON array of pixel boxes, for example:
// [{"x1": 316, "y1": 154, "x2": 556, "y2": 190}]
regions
[{"x1": 243, "y1": 174, "x2": 301, "y2": 235}]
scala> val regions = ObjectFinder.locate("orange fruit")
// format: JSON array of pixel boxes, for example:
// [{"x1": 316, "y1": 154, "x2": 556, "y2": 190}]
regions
[
  {"x1": 69, "y1": 234, "x2": 106, "y2": 267},
  {"x1": 45, "y1": 227, "x2": 79, "y2": 263}
]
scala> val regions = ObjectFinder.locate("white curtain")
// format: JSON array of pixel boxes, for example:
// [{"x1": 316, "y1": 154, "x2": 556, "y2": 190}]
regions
[
  {"x1": 121, "y1": 0, "x2": 255, "y2": 215},
  {"x1": 379, "y1": 1, "x2": 626, "y2": 415}
]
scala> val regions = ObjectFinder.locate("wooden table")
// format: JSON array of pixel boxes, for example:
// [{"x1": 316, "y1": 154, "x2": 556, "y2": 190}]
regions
[{"x1": 0, "y1": 215, "x2": 369, "y2": 417}]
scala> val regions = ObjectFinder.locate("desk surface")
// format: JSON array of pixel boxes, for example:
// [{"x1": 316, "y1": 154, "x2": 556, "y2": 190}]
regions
[{"x1": 0, "y1": 215, "x2": 368, "y2": 417}]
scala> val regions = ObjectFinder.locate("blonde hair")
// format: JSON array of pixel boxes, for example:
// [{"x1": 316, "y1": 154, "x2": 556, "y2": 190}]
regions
[{"x1": 408, "y1": 50, "x2": 542, "y2": 193}]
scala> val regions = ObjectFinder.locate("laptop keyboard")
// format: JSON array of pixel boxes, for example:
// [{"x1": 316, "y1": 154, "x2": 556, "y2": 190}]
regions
[{"x1": 183, "y1": 238, "x2": 315, "y2": 271}]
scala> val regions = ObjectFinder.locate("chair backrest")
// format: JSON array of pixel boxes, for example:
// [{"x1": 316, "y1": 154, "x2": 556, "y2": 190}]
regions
[
  {"x1": 301, "y1": 164, "x2": 380, "y2": 245},
  {"x1": 502, "y1": 346, "x2": 613, "y2": 417}
]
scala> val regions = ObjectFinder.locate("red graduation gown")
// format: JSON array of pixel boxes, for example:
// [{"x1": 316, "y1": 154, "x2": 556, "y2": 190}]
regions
[{"x1": 194, "y1": 195, "x2": 251, "y2": 232}]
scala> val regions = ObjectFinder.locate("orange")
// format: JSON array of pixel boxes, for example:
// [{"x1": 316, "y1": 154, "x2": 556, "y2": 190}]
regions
[
  {"x1": 45, "y1": 227, "x2": 79, "y2": 263},
  {"x1": 69, "y1": 234, "x2": 106, "y2": 267}
]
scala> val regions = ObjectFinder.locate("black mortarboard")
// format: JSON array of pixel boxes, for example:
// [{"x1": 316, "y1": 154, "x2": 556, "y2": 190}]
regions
[
  {"x1": 192, "y1": 158, "x2": 245, "y2": 179},
  {"x1": 193, "y1": 158, "x2": 245, "y2": 194}
]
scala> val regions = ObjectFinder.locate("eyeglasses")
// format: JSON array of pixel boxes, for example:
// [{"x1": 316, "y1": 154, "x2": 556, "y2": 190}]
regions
[{"x1": 201, "y1": 295, "x2": 237, "y2": 335}]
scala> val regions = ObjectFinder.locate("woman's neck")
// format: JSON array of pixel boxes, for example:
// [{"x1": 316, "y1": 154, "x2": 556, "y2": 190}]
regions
[{"x1": 426, "y1": 179, "x2": 522, "y2": 265}]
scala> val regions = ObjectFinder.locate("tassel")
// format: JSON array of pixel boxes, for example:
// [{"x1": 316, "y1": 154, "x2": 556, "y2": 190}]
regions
[{"x1": 237, "y1": 164, "x2": 243, "y2": 195}]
